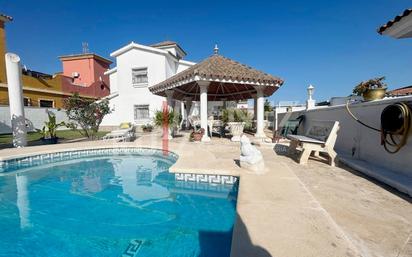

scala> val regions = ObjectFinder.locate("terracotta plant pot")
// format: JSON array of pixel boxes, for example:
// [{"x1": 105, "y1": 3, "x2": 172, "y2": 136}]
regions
[
  {"x1": 192, "y1": 133, "x2": 203, "y2": 141},
  {"x1": 362, "y1": 88, "x2": 386, "y2": 101},
  {"x1": 228, "y1": 122, "x2": 245, "y2": 142}
]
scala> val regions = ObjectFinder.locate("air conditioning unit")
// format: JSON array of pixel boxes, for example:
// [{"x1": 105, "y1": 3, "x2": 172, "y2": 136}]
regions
[{"x1": 72, "y1": 72, "x2": 80, "y2": 78}]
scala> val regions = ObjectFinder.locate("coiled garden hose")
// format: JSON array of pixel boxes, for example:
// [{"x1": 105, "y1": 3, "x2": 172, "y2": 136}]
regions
[
  {"x1": 380, "y1": 102, "x2": 411, "y2": 153},
  {"x1": 345, "y1": 101, "x2": 411, "y2": 154}
]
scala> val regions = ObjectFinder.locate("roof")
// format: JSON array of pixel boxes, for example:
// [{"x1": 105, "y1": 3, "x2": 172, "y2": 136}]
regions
[
  {"x1": 149, "y1": 54, "x2": 284, "y2": 101},
  {"x1": 22, "y1": 69, "x2": 52, "y2": 79},
  {"x1": 0, "y1": 13, "x2": 13, "y2": 22},
  {"x1": 59, "y1": 53, "x2": 112, "y2": 65},
  {"x1": 387, "y1": 85, "x2": 412, "y2": 96},
  {"x1": 150, "y1": 41, "x2": 179, "y2": 48},
  {"x1": 151, "y1": 54, "x2": 283, "y2": 90},
  {"x1": 150, "y1": 40, "x2": 187, "y2": 56},
  {"x1": 110, "y1": 42, "x2": 180, "y2": 61},
  {"x1": 378, "y1": 8, "x2": 412, "y2": 34},
  {"x1": 104, "y1": 67, "x2": 117, "y2": 76}
]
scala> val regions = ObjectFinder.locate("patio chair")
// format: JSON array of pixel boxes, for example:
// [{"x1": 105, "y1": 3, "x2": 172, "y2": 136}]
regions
[
  {"x1": 209, "y1": 119, "x2": 225, "y2": 138},
  {"x1": 102, "y1": 122, "x2": 135, "y2": 142},
  {"x1": 188, "y1": 116, "x2": 201, "y2": 131}
]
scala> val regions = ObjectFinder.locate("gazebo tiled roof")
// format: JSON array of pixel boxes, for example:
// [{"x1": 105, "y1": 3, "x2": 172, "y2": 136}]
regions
[
  {"x1": 378, "y1": 8, "x2": 412, "y2": 34},
  {"x1": 149, "y1": 54, "x2": 284, "y2": 101}
]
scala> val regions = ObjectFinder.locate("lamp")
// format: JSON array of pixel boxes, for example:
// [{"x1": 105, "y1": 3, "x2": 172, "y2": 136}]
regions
[
  {"x1": 306, "y1": 84, "x2": 315, "y2": 110},
  {"x1": 307, "y1": 84, "x2": 314, "y2": 100}
]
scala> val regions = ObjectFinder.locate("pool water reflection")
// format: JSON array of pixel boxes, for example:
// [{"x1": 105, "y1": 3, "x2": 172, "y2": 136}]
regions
[{"x1": 0, "y1": 154, "x2": 238, "y2": 257}]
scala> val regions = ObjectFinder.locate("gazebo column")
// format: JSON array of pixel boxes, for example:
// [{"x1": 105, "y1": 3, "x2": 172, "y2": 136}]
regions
[
  {"x1": 184, "y1": 97, "x2": 192, "y2": 128},
  {"x1": 255, "y1": 87, "x2": 266, "y2": 138},
  {"x1": 174, "y1": 100, "x2": 182, "y2": 129},
  {"x1": 198, "y1": 81, "x2": 210, "y2": 142},
  {"x1": 253, "y1": 94, "x2": 257, "y2": 119},
  {"x1": 165, "y1": 90, "x2": 174, "y2": 111},
  {"x1": 164, "y1": 90, "x2": 174, "y2": 139}
]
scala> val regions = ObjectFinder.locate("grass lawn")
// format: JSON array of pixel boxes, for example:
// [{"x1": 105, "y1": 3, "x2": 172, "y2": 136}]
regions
[{"x1": 0, "y1": 130, "x2": 108, "y2": 146}]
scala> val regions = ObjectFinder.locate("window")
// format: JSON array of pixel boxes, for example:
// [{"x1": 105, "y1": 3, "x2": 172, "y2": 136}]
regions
[
  {"x1": 39, "y1": 99, "x2": 54, "y2": 108},
  {"x1": 134, "y1": 105, "x2": 150, "y2": 120},
  {"x1": 23, "y1": 97, "x2": 31, "y2": 106},
  {"x1": 132, "y1": 68, "x2": 148, "y2": 86}
]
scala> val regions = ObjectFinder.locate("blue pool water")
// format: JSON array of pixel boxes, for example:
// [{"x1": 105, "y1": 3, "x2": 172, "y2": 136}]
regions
[{"x1": 0, "y1": 152, "x2": 238, "y2": 257}]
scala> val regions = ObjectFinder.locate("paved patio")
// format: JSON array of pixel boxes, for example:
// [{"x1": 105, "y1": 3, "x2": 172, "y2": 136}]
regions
[{"x1": 0, "y1": 132, "x2": 411, "y2": 257}]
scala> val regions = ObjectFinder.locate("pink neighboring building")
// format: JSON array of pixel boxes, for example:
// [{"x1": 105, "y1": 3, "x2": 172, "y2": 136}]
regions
[{"x1": 59, "y1": 53, "x2": 112, "y2": 98}]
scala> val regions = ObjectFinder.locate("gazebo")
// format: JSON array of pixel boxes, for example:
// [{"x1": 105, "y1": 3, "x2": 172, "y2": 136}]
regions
[{"x1": 149, "y1": 50, "x2": 284, "y2": 142}]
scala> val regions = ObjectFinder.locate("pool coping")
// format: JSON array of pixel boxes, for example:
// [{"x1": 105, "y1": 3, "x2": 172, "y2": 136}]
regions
[{"x1": 0, "y1": 138, "x2": 363, "y2": 257}]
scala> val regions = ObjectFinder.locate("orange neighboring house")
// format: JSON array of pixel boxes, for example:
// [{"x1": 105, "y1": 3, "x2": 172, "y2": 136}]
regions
[{"x1": 0, "y1": 13, "x2": 112, "y2": 109}]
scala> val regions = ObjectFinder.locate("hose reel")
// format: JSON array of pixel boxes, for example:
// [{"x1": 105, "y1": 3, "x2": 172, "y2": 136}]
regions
[
  {"x1": 346, "y1": 101, "x2": 412, "y2": 154},
  {"x1": 380, "y1": 102, "x2": 411, "y2": 153}
]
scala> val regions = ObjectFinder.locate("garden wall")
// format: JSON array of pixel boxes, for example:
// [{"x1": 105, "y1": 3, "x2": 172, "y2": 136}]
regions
[
  {"x1": 0, "y1": 106, "x2": 69, "y2": 134},
  {"x1": 277, "y1": 95, "x2": 412, "y2": 195}
]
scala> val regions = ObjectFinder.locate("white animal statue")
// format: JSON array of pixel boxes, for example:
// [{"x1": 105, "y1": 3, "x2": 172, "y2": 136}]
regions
[{"x1": 240, "y1": 135, "x2": 263, "y2": 165}]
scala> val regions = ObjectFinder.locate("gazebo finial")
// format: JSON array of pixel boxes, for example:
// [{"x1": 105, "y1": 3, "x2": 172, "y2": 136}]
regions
[{"x1": 213, "y1": 44, "x2": 219, "y2": 55}]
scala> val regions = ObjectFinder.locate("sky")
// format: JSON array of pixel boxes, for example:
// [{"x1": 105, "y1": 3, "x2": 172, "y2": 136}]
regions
[{"x1": 2, "y1": 0, "x2": 412, "y2": 105}]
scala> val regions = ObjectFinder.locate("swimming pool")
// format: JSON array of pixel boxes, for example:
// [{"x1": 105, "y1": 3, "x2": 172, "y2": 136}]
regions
[{"x1": 0, "y1": 148, "x2": 238, "y2": 257}]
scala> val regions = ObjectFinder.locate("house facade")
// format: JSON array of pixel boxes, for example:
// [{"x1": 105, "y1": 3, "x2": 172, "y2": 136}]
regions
[
  {"x1": 100, "y1": 41, "x2": 195, "y2": 128},
  {"x1": 0, "y1": 13, "x2": 111, "y2": 108},
  {"x1": 59, "y1": 53, "x2": 112, "y2": 98}
]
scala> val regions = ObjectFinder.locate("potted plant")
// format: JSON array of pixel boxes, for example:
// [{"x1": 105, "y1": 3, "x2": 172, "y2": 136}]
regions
[
  {"x1": 222, "y1": 108, "x2": 252, "y2": 141},
  {"x1": 190, "y1": 128, "x2": 205, "y2": 142},
  {"x1": 141, "y1": 123, "x2": 153, "y2": 132},
  {"x1": 153, "y1": 108, "x2": 180, "y2": 139},
  {"x1": 40, "y1": 112, "x2": 66, "y2": 144},
  {"x1": 353, "y1": 76, "x2": 387, "y2": 101}
]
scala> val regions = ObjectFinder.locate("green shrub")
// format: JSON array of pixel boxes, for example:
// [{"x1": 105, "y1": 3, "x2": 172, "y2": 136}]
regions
[{"x1": 221, "y1": 108, "x2": 252, "y2": 129}]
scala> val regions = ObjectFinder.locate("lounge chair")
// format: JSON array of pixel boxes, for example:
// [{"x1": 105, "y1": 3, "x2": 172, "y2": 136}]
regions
[{"x1": 102, "y1": 122, "x2": 135, "y2": 142}]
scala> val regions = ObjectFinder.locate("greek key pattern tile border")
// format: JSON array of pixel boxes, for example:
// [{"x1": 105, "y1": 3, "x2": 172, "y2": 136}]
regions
[
  {"x1": 174, "y1": 173, "x2": 238, "y2": 185},
  {"x1": 0, "y1": 147, "x2": 178, "y2": 173}
]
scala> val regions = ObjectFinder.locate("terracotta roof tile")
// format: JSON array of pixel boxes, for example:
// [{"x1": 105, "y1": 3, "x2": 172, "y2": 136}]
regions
[
  {"x1": 150, "y1": 54, "x2": 283, "y2": 91},
  {"x1": 387, "y1": 85, "x2": 412, "y2": 96},
  {"x1": 150, "y1": 40, "x2": 187, "y2": 56},
  {"x1": 149, "y1": 54, "x2": 284, "y2": 101},
  {"x1": 150, "y1": 41, "x2": 179, "y2": 47},
  {"x1": 378, "y1": 8, "x2": 412, "y2": 34}
]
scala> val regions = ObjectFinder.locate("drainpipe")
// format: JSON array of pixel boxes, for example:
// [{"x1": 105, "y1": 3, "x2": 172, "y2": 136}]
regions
[{"x1": 5, "y1": 53, "x2": 27, "y2": 147}]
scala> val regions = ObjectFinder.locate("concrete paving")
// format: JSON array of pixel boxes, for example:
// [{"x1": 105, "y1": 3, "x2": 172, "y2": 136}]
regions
[{"x1": 0, "y1": 131, "x2": 410, "y2": 257}]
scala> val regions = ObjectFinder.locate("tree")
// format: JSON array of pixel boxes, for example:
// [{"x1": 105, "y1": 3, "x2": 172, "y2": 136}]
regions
[
  {"x1": 63, "y1": 93, "x2": 111, "y2": 139},
  {"x1": 264, "y1": 99, "x2": 273, "y2": 112}
]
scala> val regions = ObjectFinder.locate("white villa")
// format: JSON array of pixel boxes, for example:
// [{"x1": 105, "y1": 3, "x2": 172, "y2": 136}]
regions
[
  {"x1": 101, "y1": 41, "x2": 195, "y2": 128},
  {"x1": 101, "y1": 41, "x2": 256, "y2": 129}
]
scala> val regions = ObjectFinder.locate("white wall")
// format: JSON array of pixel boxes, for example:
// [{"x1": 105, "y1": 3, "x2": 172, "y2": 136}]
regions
[
  {"x1": 108, "y1": 71, "x2": 118, "y2": 93},
  {"x1": 177, "y1": 61, "x2": 193, "y2": 73},
  {"x1": 0, "y1": 106, "x2": 69, "y2": 134},
  {"x1": 277, "y1": 96, "x2": 412, "y2": 178},
  {"x1": 102, "y1": 45, "x2": 194, "y2": 127}
]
